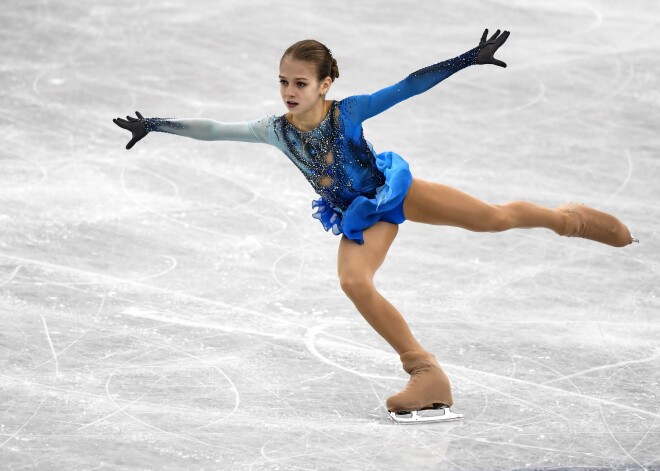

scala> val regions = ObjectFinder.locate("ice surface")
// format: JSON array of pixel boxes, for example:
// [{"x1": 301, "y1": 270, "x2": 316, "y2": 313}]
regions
[{"x1": 1, "y1": 0, "x2": 659, "y2": 470}]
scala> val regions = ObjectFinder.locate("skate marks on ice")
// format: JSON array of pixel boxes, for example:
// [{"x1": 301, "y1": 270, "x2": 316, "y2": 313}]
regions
[
  {"x1": 307, "y1": 320, "x2": 660, "y2": 421},
  {"x1": 301, "y1": 318, "x2": 660, "y2": 468},
  {"x1": 2, "y1": 256, "x2": 659, "y2": 469}
]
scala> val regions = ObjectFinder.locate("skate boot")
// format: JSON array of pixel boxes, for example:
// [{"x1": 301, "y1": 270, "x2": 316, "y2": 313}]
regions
[
  {"x1": 386, "y1": 350, "x2": 463, "y2": 424},
  {"x1": 558, "y1": 203, "x2": 638, "y2": 247}
]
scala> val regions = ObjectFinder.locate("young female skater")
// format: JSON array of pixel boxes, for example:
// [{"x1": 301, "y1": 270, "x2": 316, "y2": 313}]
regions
[{"x1": 114, "y1": 29, "x2": 637, "y2": 424}]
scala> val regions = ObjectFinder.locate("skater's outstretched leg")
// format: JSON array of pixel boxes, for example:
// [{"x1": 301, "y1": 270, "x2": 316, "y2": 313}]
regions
[
  {"x1": 402, "y1": 178, "x2": 636, "y2": 247},
  {"x1": 337, "y1": 222, "x2": 455, "y2": 415}
]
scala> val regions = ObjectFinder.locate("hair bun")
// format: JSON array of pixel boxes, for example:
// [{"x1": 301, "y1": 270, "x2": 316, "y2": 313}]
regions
[{"x1": 330, "y1": 57, "x2": 340, "y2": 81}]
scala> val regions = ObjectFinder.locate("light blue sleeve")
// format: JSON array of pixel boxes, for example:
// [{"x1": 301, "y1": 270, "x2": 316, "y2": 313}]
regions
[
  {"x1": 144, "y1": 116, "x2": 273, "y2": 144},
  {"x1": 342, "y1": 47, "x2": 480, "y2": 124}
]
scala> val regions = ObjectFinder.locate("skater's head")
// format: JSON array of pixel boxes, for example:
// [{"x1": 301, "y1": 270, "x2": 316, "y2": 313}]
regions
[{"x1": 279, "y1": 39, "x2": 339, "y2": 115}]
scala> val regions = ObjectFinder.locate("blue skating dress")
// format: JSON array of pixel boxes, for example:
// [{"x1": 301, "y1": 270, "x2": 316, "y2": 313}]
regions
[{"x1": 145, "y1": 47, "x2": 479, "y2": 244}]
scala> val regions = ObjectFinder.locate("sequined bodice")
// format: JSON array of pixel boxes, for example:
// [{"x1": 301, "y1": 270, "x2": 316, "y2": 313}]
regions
[{"x1": 272, "y1": 101, "x2": 385, "y2": 211}]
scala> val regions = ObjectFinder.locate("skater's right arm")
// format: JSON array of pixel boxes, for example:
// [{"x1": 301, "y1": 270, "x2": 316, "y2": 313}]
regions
[{"x1": 113, "y1": 111, "x2": 271, "y2": 150}]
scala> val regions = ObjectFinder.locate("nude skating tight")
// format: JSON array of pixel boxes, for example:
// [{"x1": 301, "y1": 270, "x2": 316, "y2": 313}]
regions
[{"x1": 337, "y1": 177, "x2": 632, "y2": 354}]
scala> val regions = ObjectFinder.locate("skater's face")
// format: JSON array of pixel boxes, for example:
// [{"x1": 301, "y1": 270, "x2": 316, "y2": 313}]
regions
[{"x1": 279, "y1": 57, "x2": 331, "y2": 116}]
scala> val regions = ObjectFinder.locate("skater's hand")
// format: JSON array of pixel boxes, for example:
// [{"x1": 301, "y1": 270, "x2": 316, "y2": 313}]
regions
[
  {"x1": 113, "y1": 111, "x2": 148, "y2": 150},
  {"x1": 476, "y1": 29, "x2": 510, "y2": 68}
]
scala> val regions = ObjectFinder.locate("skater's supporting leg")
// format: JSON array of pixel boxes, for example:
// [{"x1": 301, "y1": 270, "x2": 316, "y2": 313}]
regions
[
  {"x1": 338, "y1": 222, "x2": 456, "y2": 416},
  {"x1": 402, "y1": 178, "x2": 635, "y2": 246},
  {"x1": 337, "y1": 221, "x2": 424, "y2": 355}
]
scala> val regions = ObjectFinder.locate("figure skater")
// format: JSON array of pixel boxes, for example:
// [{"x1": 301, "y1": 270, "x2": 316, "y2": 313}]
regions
[{"x1": 113, "y1": 29, "x2": 638, "y2": 424}]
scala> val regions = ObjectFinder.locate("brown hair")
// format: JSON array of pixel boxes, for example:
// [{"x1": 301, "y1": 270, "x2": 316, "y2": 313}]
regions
[{"x1": 281, "y1": 39, "x2": 340, "y2": 82}]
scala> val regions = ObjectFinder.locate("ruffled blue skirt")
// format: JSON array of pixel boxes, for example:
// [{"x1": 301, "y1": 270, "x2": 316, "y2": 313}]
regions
[{"x1": 311, "y1": 151, "x2": 413, "y2": 245}]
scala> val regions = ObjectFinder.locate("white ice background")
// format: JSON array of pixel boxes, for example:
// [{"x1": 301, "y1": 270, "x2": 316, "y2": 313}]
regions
[{"x1": 1, "y1": 1, "x2": 659, "y2": 470}]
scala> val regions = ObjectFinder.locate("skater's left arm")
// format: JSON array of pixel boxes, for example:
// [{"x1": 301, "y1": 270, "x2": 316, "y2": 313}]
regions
[{"x1": 345, "y1": 29, "x2": 510, "y2": 123}]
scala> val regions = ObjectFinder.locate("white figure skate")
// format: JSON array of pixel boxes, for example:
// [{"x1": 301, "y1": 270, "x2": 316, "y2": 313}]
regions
[{"x1": 388, "y1": 404, "x2": 464, "y2": 424}]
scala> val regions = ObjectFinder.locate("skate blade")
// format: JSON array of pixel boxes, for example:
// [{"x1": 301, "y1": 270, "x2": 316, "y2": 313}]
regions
[{"x1": 388, "y1": 406, "x2": 464, "y2": 425}]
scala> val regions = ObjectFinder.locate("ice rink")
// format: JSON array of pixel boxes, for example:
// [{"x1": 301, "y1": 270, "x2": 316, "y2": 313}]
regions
[{"x1": 1, "y1": 1, "x2": 659, "y2": 469}]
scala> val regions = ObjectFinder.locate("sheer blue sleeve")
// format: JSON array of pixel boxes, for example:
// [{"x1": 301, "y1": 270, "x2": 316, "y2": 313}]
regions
[
  {"x1": 344, "y1": 47, "x2": 480, "y2": 124},
  {"x1": 143, "y1": 116, "x2": 272, "y2": 144}
]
